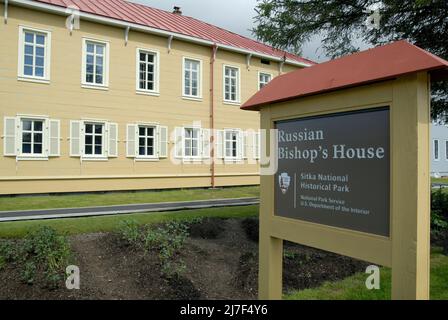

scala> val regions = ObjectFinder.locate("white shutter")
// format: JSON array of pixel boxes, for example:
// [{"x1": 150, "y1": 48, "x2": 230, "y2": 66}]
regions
[
  {"x1": 126, "y1": 124, "x2": 137, "y2": 158},
  {"x1": 108, "y1": 123, "x2": 118, "y2": 158},
  {"x1": 70, "y1": 120, "x2": 81, "y2": 157},
  {"x1": 158, "y1": 125, "x2": 168, "y2": 158},
  {"x1": 216, "y1": 130, "x2": 224, "y2": 159},
  {"x1": 175, "y1": 127, "x2": 183, "y2": 158},
  {"x1": 202, "y1": 128, "x2": 210, "y2": 159},
  {"x1": 242, "y1": 131, "x2": 249, "y2": 159},
  {"x1": 253, "y1": 131, "x2": 261, "y2": 160},
  {"x1": 237, "y1": 130, "x2": 244, "y2": 160},
  {"x1": 3, "y1": 117, "x2": 18, "y2": 156},
  {"x1": 48, "y1": 119, "x2": 60, "y2": 157}
]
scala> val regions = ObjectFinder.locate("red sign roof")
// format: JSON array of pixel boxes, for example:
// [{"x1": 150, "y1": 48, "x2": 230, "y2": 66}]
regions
[
  {"x1": 30, "y1": 0, "x2": 314, "y2": 66},
  {"x1": 242, "y1": 40, "x2": 448, "y2": 111}
]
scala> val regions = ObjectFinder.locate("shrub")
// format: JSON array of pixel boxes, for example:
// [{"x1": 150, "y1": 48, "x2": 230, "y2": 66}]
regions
[
  {"x1": 19, "y1": 226, "x2": 72, "y2": 288},
  {"x1": 1, "y1": 229, "x2": 72, "y2": 287},
  {"x1": 144, "y1": 221, "x2": 189, "y2": 279},
  {"x1": 431, "y1": 189, "x2": 448, "y2": 239},
  {"x1": 117, "y1": 219, "x2": 141, "y2": 246}
]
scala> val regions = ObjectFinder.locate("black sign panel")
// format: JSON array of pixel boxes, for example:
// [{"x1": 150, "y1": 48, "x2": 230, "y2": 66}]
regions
[{"x1": 275, "y1": 107, "x2": 390, "y2": 237}]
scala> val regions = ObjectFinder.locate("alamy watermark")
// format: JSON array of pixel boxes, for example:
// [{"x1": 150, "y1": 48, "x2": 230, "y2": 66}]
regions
[
  {"x1": 365, "y1": 265, "x2": 380, "y2": 290},
  {"x1": 66, "y1": 265, "x2": 80, "y2": 290}
]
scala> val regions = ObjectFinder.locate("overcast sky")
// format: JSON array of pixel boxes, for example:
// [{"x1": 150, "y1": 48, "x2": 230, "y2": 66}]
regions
[{"x1": 130, "y1": 0, "x2": 329, "y2": 62}]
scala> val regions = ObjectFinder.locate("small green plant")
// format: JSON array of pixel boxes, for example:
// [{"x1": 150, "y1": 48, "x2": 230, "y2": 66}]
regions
[
  {"x1": 117, "y1": 219, "x2": 141, "y2": 246},
  {"x1": 19, "y1": 226, "x2": 72, "y2": 288},
  {"x1": 144, "y1": 221, "x2": 189, "y2": 278},
  {"x1": 0, "y1": 255, "x2": 5, "y2": 271}
]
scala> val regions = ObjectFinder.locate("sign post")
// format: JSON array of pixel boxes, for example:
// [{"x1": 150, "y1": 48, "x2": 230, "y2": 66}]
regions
[{"x1": 242, "y1": 41, "x2": 448, "y2": 300}]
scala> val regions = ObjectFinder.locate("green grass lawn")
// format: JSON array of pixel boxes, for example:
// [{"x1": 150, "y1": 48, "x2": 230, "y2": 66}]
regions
[
  {"x1": 432, "y1": 177, "x2": 448, "y2": 184},
  {"x1": 0, "y1": 205, "x2": 259, "y2": 238},
  {"x1": 0, "y1": 186, "x2": 259, "y2": 212},
  {"x1": 285, "y1": 247, "x2": 448, "y2": 300}
]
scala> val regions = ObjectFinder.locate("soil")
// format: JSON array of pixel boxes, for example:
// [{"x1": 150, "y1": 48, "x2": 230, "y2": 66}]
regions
[{"x1": 0, "y1": 217, "x2": 369, "y2": 300}]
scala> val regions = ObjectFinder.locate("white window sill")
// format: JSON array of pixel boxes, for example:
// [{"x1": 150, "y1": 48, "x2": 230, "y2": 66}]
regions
[
  {"x1": 16, "y1": 155, "x2": 49, "y2": 161},
  {"x1": 81, "y1": 156, "x2": 109, "y2": 162},
  {"x1": 81, "y1": 84, "x2": 109, "y2": 91},
  {"x1": 136, "y1": 90, "x2": 160, "y2": 97},
  {"x1": 182, "y1": 95, "x2": 203, "y2": 102},
  {"x1": 18, "y1": 76, "x2": 50, "y2": 85},
  {"x1": 135, "y1": 157, "x2": 160, "y2": 162},
  {"x1": 223, "y1": 100, "x2": 242, "y2": 106}
]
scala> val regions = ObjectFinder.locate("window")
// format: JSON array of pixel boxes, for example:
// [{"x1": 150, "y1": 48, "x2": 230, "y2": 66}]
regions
[
  {"x1": 137, "y1": 49, "x2": 159, "y2": 94},
  {"x1": 446, "y1": 140, "x2": 448, "y2": 160},
  {"x1": 184, "y1": 127, "x2": 200, "y2": 158},
  {"x1": 259, "y1": 72, "x2": 272, "y2": 90},
  {"x1": 138, "y1": 126, "x2": 156, "y2": 157},
  {"x1": 82, "y1": 39, "x2": 109, "y2": 88},
  {"x1": 183, "y1": 58, "x2": 202, "y2": 98},
  {"x1": 21, "y1": 119, "x2": 43, "y2": 155},
  {"x1": 18, "y1": 26, "x2": 51, "y2": 81},
  {"x1": 84, "y1": 123, "x2": 104, "y2": 156},
  {"x1": 3, "y1": 116, "x2": 60, "y2": 159},
  {"x1": 434, "y1": 139, "x2": 440, "y2": 160},
  {"x1": 223, "y1": 65, "x2": 240, "y2": 103},
  {"x1": 126, "y1": 124, "x2": 167, "y2": 160},
  {"x1": 225, "y1": 129, "x2": 241, "y2": 159}
]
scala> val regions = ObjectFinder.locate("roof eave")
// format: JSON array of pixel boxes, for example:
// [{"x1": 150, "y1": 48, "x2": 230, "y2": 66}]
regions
[{"x1": 8, "y1": 0, "x2": 313, "y2": 68}]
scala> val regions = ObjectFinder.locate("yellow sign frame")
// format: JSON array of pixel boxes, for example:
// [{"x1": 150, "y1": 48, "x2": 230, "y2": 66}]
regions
[{"x1": 258, "y1": 72, "x2": 430, "y2": 300}]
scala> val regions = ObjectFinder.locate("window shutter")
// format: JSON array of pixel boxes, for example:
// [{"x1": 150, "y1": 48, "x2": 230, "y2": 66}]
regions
[
  {"x1": 202, "y1": 128, "x2": 210, "y2": 159},
  {"x1": 237, "y1": 130, "x2": 244, "y2": 160},
  {"x1": 216, "y1": 130, "x2": 224, "y2": 159},
  {"x1": 3, "y1": 117, "x2": 18, "y2": 156},
  {"x1": 107, "y1": 123, "x2": 118, "y2": 157},
  {"x1": 253, "y1": 131, "x2": 261, "y2": 160},
  {"x1": 242, "y1": 131, "x2": 249, "y2": 159},
  {"x1": 126, "y1": 124, "x2": 137, "y2": 158},
  {"x1": 175, "y1": 127, "x2": 183, "y2": 158},
  {"x1": 48, "y1": 119, "x2": 60, "y2": 157},
  {"x1": 158, "y1": 125, "x2": 168, "y2": 158},
  {"x1": 70, "y1": 120, "x2": 81, "y2": 157}
]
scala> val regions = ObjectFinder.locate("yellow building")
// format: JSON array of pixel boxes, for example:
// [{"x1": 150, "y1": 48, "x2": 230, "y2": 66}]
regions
[{"x1": 0, "y1": 0, "x2": 313, "y2": 195}]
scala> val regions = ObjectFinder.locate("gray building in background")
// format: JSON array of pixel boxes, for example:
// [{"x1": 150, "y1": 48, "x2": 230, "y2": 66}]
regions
[{"x1": 431, "y1": 123, "x2": 448, "y2": 177}]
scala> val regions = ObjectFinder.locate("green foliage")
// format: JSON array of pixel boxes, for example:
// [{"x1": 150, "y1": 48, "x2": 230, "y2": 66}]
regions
[
  {"x1": 144, "y1": 221, "x2": 189, "y2": 279},
  {"x1": 117, "y1": 219, "x2": 141, "y2": 246},
  {"x1": 0, "y1": 226, "x2": 72, "y2": 288},
  {"x1": 431, "y1": 189, "x2": 448, "y2": 238},
  {"x1": 253, "y1": 0, "x2": 448, "y2": 118}
]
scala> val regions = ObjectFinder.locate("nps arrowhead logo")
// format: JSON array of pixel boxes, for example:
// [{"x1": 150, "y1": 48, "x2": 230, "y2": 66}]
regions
[{"x1": 279, "y1": 172, "x2": 291, "y2": 194}]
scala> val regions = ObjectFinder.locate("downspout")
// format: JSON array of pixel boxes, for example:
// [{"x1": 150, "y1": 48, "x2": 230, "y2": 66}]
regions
[
  {"x1": 210, "y1": 44, "x2": 218, "y2": 188},
  {"x1": 4, "y1": 0, "x2": 8, "y2": 24}
]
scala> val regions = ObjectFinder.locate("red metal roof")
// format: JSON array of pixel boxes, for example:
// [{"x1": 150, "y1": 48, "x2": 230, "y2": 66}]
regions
[
  {"x1": 30, "y1": 0, "x2": 314, "y2": 66},
  {"x1": 242, "y1": 40, "x2": 448, "y2": 111}
]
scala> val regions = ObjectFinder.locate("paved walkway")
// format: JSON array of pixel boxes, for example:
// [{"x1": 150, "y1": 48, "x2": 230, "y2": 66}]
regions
[{"x1": 0, "y1": 197, "x2": 260, "y2": 222}]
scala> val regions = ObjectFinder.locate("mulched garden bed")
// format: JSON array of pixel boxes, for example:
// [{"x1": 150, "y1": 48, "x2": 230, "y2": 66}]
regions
[{"x1": 0, "y1": 217, "x2": 370, "y2": 300}]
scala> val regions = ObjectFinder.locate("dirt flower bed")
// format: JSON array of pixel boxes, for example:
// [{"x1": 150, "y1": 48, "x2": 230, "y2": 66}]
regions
[{"x1": 0, "y1": 217, "x2": 369, "y2": 300}]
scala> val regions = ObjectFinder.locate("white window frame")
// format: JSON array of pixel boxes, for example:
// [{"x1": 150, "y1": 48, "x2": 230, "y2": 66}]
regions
[
  {"x1": 445, "y1": 140, "x2": 448, "y2": 161},
  {"x1": 434, "y1": 139, "x2": 440, "y2": 161},
  {"x1": 136, "y1": 123, "x2": 158, "y2": 160},
  {"x1": 136, "y1": 48, "x2": 160, "y2": 96},
  {"x1": 81, "y1": 38, "x2": 110, "y2": 89},
  {"x1": 17, "y1": 115, "x2": 49, "y2": 160},
  {"x1": 18, "y1": 25, "x2": 52, "y2": 83},
  {"x1": 183, "y1": 127, "x2": 202, "y2": 160},
  {"x1": 224, "y1": 128, "x2": 242, "y2": 160},
  {"x1": 258, "y1": 71, "x2": 272, "y2": 90},
  {"x1": 182, "y1": 57, "x2": 203, "y2": 100},
  {"x1": 223, "y1": 65, "x2": 241, "y2": 105},
  {"x1": 82, "y1": 121, "x2": 107, "y2": 160}
]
